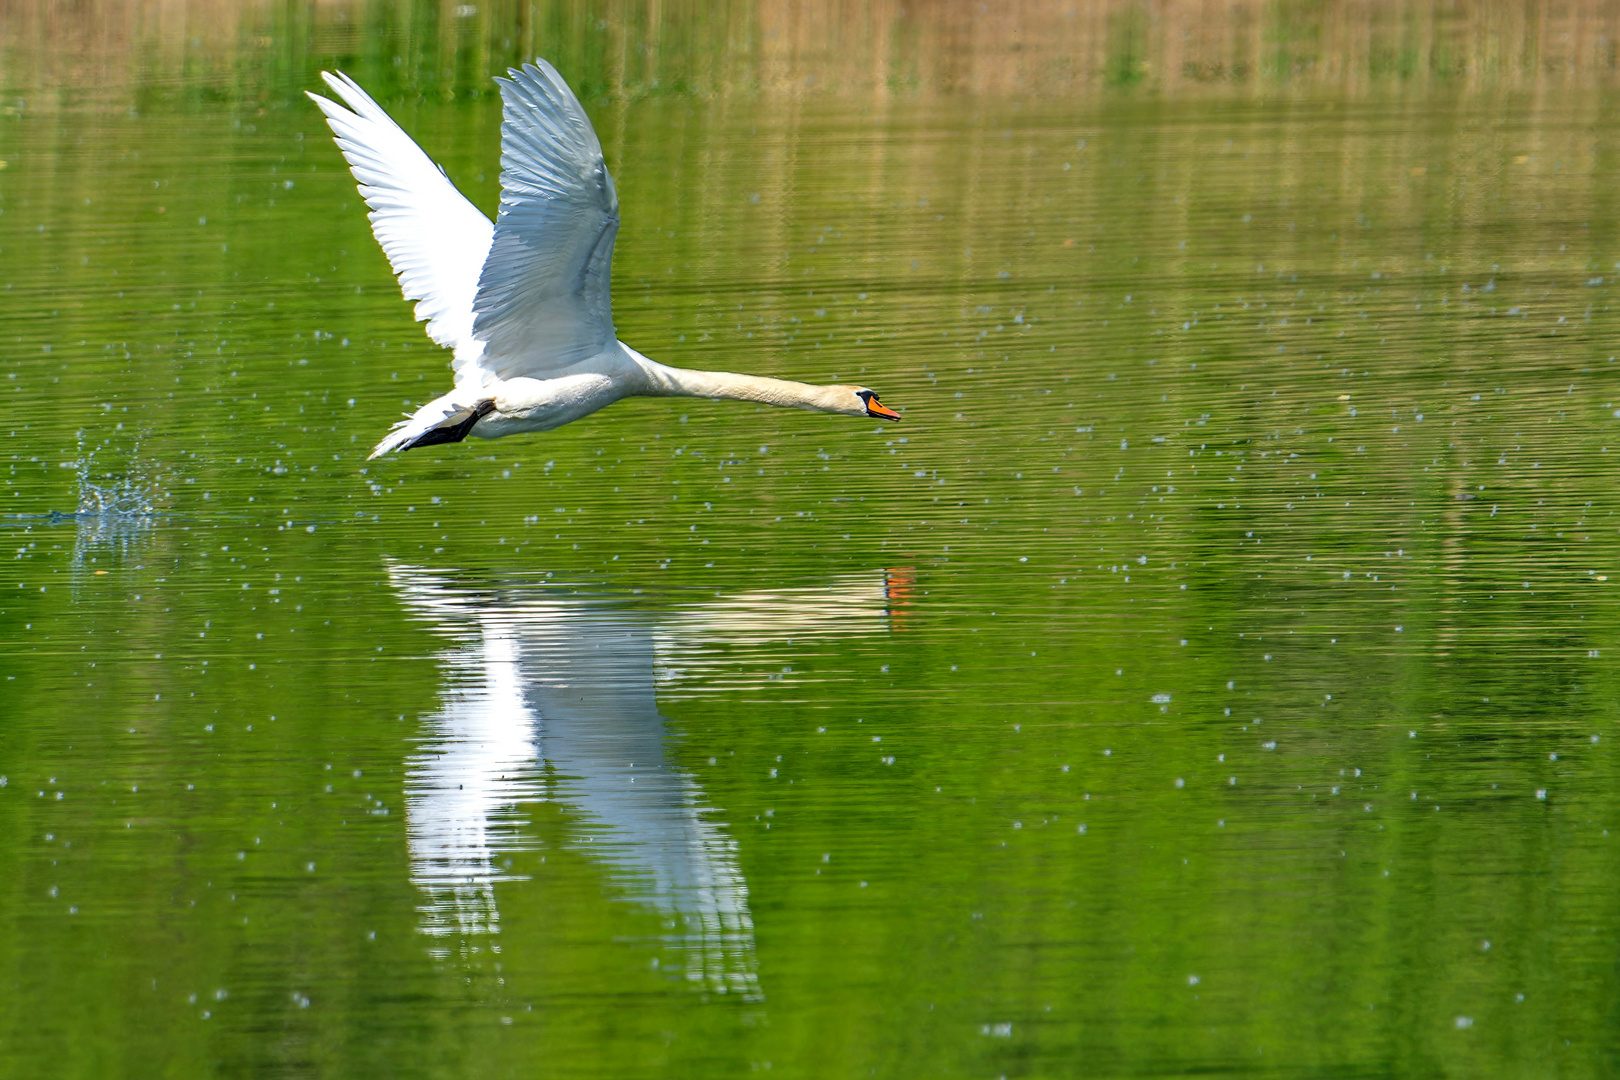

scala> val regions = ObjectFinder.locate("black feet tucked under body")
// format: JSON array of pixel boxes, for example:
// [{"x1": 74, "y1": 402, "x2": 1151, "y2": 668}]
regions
[{"x1": 405, "y1": 399, "x2": 496, "y2": 452}]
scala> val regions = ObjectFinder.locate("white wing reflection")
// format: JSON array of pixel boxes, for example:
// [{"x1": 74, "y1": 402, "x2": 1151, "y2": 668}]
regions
[
  {"x1": 388, "y1": 571, "x2": 544, "y2": 943},
  {"x1": 388, "y1": 564, "x2": 907, "y2": 997}
]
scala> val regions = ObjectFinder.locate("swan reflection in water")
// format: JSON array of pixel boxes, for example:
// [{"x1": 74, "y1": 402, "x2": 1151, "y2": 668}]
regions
[{"x1": 388, "y1": 564, "x2": 908, "y2": 997}]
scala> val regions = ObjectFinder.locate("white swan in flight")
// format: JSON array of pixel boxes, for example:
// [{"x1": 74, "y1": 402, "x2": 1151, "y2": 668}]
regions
[{"x1": 308, "y1": 61, "x2": 902, "y2": 459}]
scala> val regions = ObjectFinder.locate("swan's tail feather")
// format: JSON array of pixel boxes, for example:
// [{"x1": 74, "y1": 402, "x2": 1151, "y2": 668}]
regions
[{"x1": 370, "y1": 398, "x2": 496, "y2": 459}]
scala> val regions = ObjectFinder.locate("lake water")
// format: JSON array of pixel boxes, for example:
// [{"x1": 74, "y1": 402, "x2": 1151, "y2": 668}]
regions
[{"x1": 6, "y1": 2, "x2": 1620, "y2": 1075}]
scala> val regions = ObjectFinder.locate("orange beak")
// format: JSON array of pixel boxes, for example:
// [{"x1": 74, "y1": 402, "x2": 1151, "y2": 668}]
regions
[{"x1": 868, "y1": 397, "x2": 901, "y2": 421}]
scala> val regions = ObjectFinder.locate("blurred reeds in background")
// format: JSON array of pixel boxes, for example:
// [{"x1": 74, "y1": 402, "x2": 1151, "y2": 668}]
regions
[{"x1": 5, "y1": 0, "x2": 1620, "y2": 102}]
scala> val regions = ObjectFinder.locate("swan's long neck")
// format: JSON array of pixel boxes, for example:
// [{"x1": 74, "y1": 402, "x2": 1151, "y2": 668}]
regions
[{"x1": 630, "y1": 355, "x2": 858, "y2": 415}]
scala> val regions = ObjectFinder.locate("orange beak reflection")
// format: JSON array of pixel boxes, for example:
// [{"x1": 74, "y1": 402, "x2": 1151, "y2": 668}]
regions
[{"x1": 867, "y1": 396, "x2": 901, "y2": 421}]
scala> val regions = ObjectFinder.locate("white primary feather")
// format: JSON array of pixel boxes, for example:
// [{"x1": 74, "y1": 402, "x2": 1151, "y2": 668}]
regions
[{"x1": 306, "y1": 72, "x2": 494, "y2": 358}]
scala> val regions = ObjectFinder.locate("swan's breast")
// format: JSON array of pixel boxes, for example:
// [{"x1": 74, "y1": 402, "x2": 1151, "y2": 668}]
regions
[{"x1": 478, "y1": 373, "x2": 624, "y2": 436}]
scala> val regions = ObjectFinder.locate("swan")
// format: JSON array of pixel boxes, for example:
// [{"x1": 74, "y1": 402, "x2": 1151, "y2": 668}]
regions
[{"x1": 308, "y1": 61, "x2": 902, "y2": 459}]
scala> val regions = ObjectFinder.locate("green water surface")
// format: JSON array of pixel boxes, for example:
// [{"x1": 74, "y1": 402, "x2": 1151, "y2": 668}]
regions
[{"x1": 5, "y1": 3, "x2": 1620, "y2": 1077}]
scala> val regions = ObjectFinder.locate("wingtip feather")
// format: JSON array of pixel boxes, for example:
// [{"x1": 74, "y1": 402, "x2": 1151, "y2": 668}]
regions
[
  {"x1": 316, "y1": 70, "x2": 384, "y2": 120},
  {"x1": 321, "y1": 70, "x2": 352, "y2": 96}
]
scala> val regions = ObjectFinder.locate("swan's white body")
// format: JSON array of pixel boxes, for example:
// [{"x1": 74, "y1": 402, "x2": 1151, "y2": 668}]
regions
[{"x1": 308, "y1": 63, "x2": 899, "y2": 458}]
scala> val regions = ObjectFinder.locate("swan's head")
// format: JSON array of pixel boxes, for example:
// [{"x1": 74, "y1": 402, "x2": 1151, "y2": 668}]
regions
[{"x1": 853, "y1": 388, "x2": 901, "y2": 421}]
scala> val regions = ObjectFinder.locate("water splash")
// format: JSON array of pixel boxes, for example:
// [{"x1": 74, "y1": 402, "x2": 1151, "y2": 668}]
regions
[
  {"x1": 69, "y1": 439, "x2": 166, "y2": 568},
  {"x1": 72, "y1": 434, "x2": 166, "y2": 518},
  {"x1": 76, "y1": 457, "x2": 160, "y2": 518}
]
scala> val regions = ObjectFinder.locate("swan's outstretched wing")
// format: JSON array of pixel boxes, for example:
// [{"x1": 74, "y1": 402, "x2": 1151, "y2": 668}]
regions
[
  {"x1": 307, "y1": 72, "x2": 494, "y2": 353},
  {"x1": 466, "y1": 61, "x2": 621, "y2": 383}
]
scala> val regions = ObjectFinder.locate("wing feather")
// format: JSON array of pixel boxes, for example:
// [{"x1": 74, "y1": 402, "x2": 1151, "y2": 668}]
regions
[
  {"x1": 468, "y1": 61, "x2": 620, "y2": 382},
  {"x1": 307, "y1": 72, "x2": 494, "y2": 354}
]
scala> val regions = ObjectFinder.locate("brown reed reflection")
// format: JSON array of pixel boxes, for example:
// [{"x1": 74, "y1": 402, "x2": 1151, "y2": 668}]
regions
[{"x1": 7, "y1": 0, "x2": 1620, "y2": 102}]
